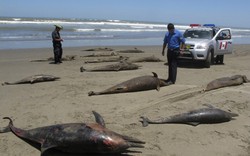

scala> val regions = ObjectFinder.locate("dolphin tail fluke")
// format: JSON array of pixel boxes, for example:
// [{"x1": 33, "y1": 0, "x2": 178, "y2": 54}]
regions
[
  {"x1": 88, "y1": 91, "x2": 94, "y2": 96},
  {"x1": 88, "y1": 91, "x2": 100, "y2": 96},
  {"x1": 0, "y1": 118, "x2": 11, "y2": 133},
  {"x1": 140, "y1": 117, "x2": 149, "y2": 127},
  {"x1": 3, "y1": 117, "x2": 15, "y2": 129},
  {"x1": 2, "y1": 82, "x2": 11, "y2": 85},
  {"x1": 80, "y1": 67, "x2": 86, "y2": 72},
  {"x1": 242, "y1": 75, "x2": 250, "y2": 83},
  {"x1": 0, "y1": 117, "x2": 12, "y2": 133},
  {"x1": 3, "y1": 117, "x2": 13, "y2": 123}
]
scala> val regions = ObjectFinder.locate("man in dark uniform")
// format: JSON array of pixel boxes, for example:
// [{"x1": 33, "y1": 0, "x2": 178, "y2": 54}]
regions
[
  {"x1": 52, "y1": 24, "x2": 63, "y2": 64},
  {"x1": 161, "y1": 23, "x2": 185, "y2": 85}
]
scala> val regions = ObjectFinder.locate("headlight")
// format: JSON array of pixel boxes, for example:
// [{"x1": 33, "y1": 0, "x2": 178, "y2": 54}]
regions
[{"x1": 196, "y1": 44, "x2": 207, "y2": 49}]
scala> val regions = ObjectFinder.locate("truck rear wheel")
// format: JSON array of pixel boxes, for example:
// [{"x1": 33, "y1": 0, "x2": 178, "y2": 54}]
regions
[{"x1": 215, "y1": 55, "x2": 224, "y2": 64}]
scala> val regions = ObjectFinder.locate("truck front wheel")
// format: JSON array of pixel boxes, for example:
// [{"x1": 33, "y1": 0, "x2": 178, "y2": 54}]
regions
[{"x1": 204, "y1": 49, "x2": 214, "y2": 68}]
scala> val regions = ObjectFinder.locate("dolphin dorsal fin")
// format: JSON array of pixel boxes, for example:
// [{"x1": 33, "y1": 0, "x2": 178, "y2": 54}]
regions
[
  {"x1": 152, "y1": 72, "x2": 158, "y2": 78},
  {"x1": 92, "y1": 111, "x2": 106, "y2": 127}
]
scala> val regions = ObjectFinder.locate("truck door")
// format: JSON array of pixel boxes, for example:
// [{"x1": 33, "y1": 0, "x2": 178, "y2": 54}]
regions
[{"x1": 215, "y1": 29, "x2": 233, "y2": 54}]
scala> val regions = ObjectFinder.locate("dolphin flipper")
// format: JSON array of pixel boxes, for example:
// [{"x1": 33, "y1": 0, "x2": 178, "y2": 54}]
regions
[
  {"x1": 186, "y1": 122, "x2": 200, "y2": 126},
  {"x1": 41, "y1": 139, "x2": 58, "y2": 156}
]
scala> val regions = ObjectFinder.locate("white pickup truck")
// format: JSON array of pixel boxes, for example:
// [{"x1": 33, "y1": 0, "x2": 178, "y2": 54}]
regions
[{"x1": 179, "y1": 24, "x2": 233, "y2": 68}]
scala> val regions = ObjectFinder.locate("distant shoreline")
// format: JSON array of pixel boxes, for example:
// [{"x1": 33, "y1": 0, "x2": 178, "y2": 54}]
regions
[
  {"x1": 0, "y1": 44, "x2": 249, "y2": 53},
  {"x1": 0, "y1": 42, "x2": 249, "y2": 51},
  {"x1": 1, "y1": 17, "x2": 250, "y2": 50}
]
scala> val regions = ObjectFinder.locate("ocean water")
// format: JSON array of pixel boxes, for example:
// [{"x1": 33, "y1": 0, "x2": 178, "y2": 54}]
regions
[{"x1": 0, "y1": 17, "x2": 250, "y2": 49}]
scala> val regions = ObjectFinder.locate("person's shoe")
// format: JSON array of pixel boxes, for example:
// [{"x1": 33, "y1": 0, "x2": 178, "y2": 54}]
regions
[
  {"x1": 59, "y1": 61, "x2": 63, "y2": 63},
  {"x1": 164, "y1": 79, "x2": 170, "y2": 83},
  {"x1": 163, "y1": 80, "x2": 173, "y2": 86},
  {"x1": 55, "y1": 62, "x2": 60, "y2": 64},
  {"x1": 166, "y1": 81, "x2": 174, "y2": 85}
]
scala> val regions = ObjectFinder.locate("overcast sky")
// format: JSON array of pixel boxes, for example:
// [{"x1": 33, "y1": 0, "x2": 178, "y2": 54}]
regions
[{"x1": 1, "y1": 0, "x2": 250, "y2": 28}]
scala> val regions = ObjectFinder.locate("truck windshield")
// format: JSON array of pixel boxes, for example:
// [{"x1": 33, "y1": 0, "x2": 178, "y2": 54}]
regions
[{"x1": 184, "y1": 30, "x2": 212, "y2": 39}]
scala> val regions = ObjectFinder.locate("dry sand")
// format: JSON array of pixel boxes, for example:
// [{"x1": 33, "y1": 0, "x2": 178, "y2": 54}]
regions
[{"x1": 0, "y1": 45, "x2": 250, "y2": 156}]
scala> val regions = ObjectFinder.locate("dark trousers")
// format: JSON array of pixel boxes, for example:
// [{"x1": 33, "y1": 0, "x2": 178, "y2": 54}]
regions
[
  {"x1": 53, "y1": 43, "x2": 63, "y2": 63},
  {"x1": 167, "y1": 49, "x2": 179, "y2": 83}
]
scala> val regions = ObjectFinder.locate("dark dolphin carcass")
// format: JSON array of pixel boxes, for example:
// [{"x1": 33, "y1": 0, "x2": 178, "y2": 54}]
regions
[
  {"x1": 80, "y1": 61, "x2": 141, "y2": 72},
  {"x1": 205, "y1": 75, "x2": 250, "y2": 91},
  {"x1": 128, "y1": 55, "x2": 163, "y2": 63},
  {"x1": 83, "y1": 51, "x2": 118, "y2": 57},
  {"x1": 83, "y1": 47, "x2": 114, "y2": 51},
  {"x1": 88, "y1": 72, "x2": 169, "y2": 96},
  {"x1": 2, "y1": 74, "x2": 60, "y2": 85},
  {"x1": 117, "y1": 48, "x2": 144, "y2": 53},
  {"x1": 140, "y1": 105, "x2": 238, "y2": 127},
  {"x1": 83, "y1": 56, "x2": 128, "y2": 63},
  {"x1": 0, "y1": 111, "x2": 145, "y2": 155}
]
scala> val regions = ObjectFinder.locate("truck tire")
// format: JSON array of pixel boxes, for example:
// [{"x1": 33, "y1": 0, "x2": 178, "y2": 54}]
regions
[
  {"x1": 215, "y1": 55, "x2": 224, "y2": 64},
  {"x1": 204, "y1": 49, "x2": 214, "y2": 68}
]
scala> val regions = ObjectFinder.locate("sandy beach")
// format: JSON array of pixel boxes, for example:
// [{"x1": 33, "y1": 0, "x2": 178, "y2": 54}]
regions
[{"x1": 0, "y1": 45, "x2": 250, "y2": 156}]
